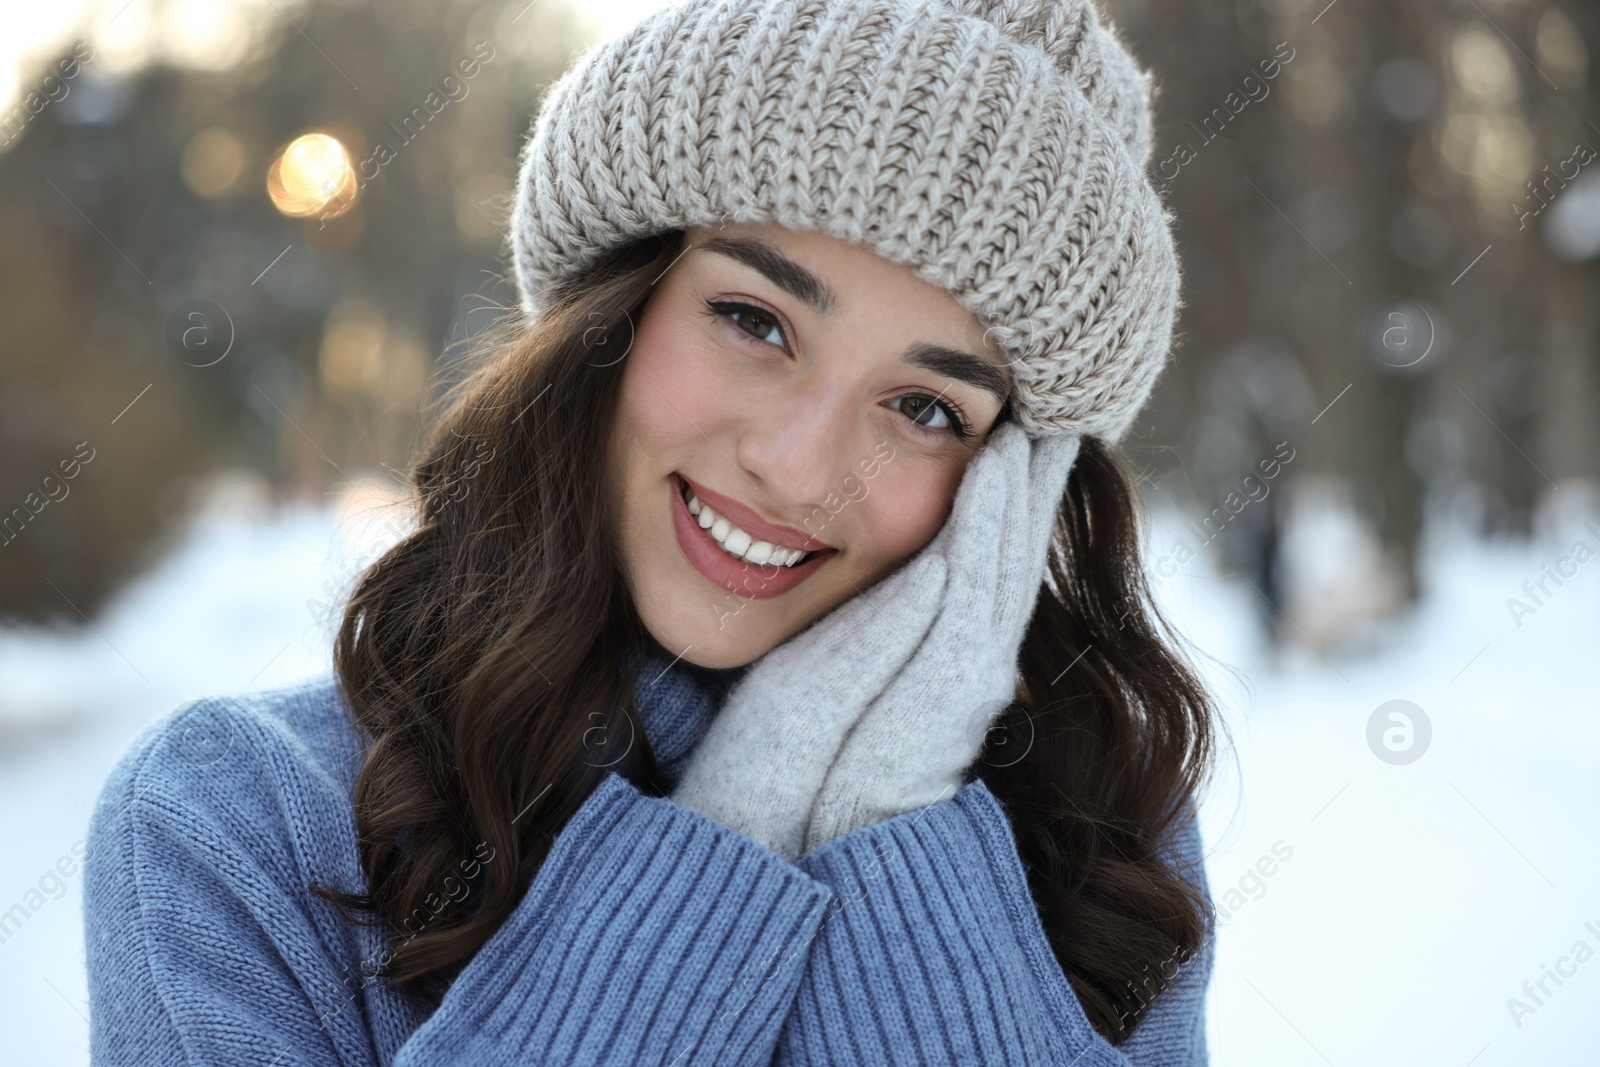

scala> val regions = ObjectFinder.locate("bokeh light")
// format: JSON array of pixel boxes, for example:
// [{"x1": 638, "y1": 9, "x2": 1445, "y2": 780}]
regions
[
  {"x1": 266, "y1": 131, "x2": 357, "y2": 219},
  {"x1": 180, "y1": 127, "x2": 245, "y2": 198},
  {"x1": 318, "y1": 296, "x2": 386, "y2": 400}
]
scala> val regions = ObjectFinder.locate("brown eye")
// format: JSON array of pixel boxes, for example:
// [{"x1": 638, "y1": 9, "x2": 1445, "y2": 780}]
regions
[
  {"x1": 888, "y1": 394, "x2": 969, "y2": 439},
  {"x1": 705, "y1": 299, "x2": 786, "y2": 348}
]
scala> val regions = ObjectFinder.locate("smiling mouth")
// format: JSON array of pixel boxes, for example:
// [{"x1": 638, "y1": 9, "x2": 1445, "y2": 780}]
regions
[{"x1": 677, "y1": 478, "x2": 819, "y2": 568}]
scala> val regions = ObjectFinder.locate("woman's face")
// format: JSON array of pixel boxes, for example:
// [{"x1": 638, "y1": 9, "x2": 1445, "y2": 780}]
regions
[{"x1": 606, "y1": 221, "x2": 1014, "y2": 668}]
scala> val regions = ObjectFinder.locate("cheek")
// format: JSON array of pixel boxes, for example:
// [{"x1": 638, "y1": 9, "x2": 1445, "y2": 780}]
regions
[
  {"x1": 616, "y1": 311, "x2": 729, "y2": 456},
  {"x1": 849, "y1": 458, "x2": 963, "y2": 576}
]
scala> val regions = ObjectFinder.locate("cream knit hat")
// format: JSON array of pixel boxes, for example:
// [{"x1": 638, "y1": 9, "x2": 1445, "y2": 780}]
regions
[{"x1": 509, "y1": 0, "x2": 1180, "y2": 443}]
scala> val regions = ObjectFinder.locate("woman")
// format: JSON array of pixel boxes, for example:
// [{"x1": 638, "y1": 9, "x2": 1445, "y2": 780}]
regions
[{"x1": 84, "y1": 0, "x2": 1218, "y2": 1063}]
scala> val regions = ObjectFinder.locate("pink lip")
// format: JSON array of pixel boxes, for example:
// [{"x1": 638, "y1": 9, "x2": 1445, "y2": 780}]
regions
[
  {"x1": 669, "y1": 475, "x2": 836, "y2": 600},
  {"x1": 674, "y1": 473, "x2": 831, "y2": 552}
]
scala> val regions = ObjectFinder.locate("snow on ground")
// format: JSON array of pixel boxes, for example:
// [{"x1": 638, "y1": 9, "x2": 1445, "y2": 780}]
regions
[
  {"x1": 0, "y1": 469, "x2": 411, "y2": 1065},
  {"x1": 1156, "y1": 481, "x2": 1600, "y2": 1067},
  {"x1": 0, "y1": 468, "x2": 1595, "y2": 1065}
]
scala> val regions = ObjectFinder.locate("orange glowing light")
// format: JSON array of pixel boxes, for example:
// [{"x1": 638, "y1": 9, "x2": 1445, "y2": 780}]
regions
[{"x1": 267, "y1": 132, "x2": 358, "y2": 219}]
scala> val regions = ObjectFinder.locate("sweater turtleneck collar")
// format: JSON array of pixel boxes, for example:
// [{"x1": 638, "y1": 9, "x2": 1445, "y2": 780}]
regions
[{"x1": 625, "y1": 638, "x2": 752, "y2": 787}]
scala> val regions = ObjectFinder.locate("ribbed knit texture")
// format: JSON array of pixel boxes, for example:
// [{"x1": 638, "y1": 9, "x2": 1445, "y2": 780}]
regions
[
  {"x1": 83, "y1": 645, "x2": 1211, "y2": 1064},
  {"x1": 782, "y1": 784, "x2": 1212, "y2": 1065},
  {"x1": 509, "y1": 0, "x2": 1183, "y2": 443}
]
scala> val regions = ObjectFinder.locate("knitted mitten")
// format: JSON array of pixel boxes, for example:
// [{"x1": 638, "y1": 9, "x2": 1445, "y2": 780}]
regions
[
  {"x1": 804, "y1": 423, "x2": 1081, "y2": 854},
  {"x1": 670, "y1": 552, "x2": 948, "y2": 861}
]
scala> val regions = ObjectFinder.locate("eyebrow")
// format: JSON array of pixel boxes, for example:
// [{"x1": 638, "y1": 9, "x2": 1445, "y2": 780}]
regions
[
  {"x1": 694, "y1": 235, "x2": 1011, "y2": 407},
  {"x1": 903, "y1": 343, "x2": 1009, "y2": 408}
]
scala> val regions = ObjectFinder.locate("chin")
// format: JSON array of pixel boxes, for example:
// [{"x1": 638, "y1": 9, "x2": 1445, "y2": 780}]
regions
[
  {"x1": 635, "y1": 598, "x2": 773, "y2": 670},
  {"x1": 680, "y1": 640, "x2": 765, "y2": 671}
]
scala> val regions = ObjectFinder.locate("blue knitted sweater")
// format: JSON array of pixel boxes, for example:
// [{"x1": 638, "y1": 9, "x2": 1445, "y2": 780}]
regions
[{"x1": 83, "y1": 645, "x2": 1213, "y2": 1065}]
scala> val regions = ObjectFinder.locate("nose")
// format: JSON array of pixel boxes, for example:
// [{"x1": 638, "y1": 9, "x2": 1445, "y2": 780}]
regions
[{"x1": 733, "y1": 376, "x2": 868, "y2": 520}]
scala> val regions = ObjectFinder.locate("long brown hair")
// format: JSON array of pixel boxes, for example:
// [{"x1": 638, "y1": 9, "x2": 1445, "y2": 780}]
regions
[{"x1": 313, "y1": 227, "x2": 1218, "y2": 1042}]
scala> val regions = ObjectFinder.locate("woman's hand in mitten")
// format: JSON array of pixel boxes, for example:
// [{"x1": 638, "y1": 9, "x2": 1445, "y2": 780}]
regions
[
  {"x1": 670, "y1": 550, "x2": 948, "y2": 862},
  {"x1": 803, "y1": 421, "x2": 1081, "y2": 854}
]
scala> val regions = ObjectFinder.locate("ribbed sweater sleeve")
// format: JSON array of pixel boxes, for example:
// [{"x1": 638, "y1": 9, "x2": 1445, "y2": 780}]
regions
[
  {"x1": 1117, "y1": 812, "x2": 1213, "y2": 1066},
  {"x1": 773, "y1": 778, "x2": 1212, "y2": 1066},
  {"x1": 395, "y1": 772, "x2": 833, "y2": 1066},
  {"x1": 84, "y1": 693, "x2": 834, "y2": 1066}
]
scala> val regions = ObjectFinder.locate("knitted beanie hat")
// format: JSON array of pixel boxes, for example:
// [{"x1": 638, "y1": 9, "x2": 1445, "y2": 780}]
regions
[{"x1": 508, "y1": 0, "x2": 1180, "y2": 443}]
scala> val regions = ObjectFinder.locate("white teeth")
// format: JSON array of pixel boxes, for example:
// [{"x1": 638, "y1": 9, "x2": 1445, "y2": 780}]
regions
[{"x1": 680, "y1": 483, "x2": 812, "y2": 568}]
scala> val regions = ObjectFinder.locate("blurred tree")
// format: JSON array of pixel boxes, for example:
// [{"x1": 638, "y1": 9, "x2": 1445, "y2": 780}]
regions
[
  {"x1": 1108, "y1": 0, "x2": 1599, "y2": 647},
  {"x1": 0, "y1": 0, "x2": 593, "y2": 625}
]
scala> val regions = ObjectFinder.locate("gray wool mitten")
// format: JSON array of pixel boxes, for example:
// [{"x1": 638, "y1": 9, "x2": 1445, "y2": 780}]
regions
[
  {"x1": 803, "y1": 422, "x2": 1081, "y2": 854},
  {"x1": 670, "y1": 552, "x2": 948, "y2": 862}
]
